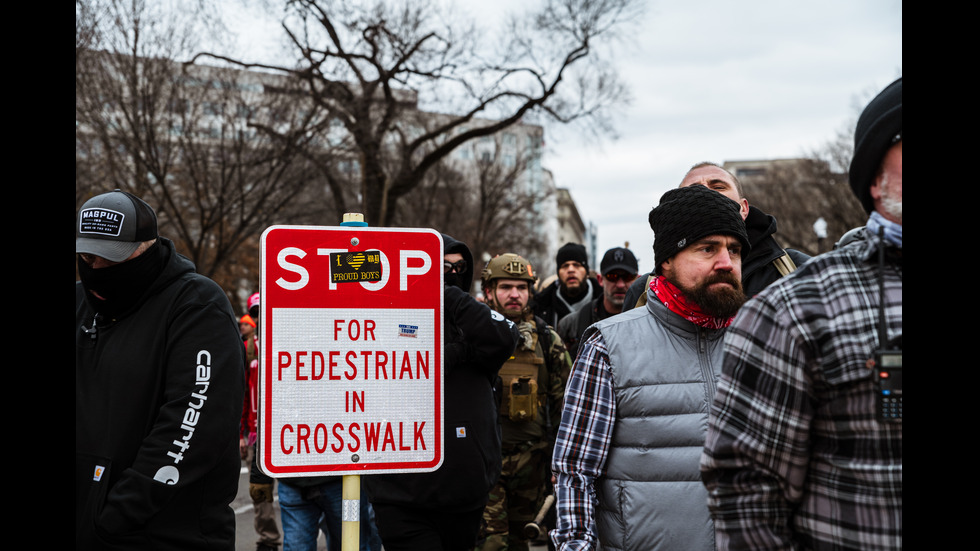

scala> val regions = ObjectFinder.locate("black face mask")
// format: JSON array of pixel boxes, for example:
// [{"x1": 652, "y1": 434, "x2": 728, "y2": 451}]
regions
[{"x1": 77, "y1": 240, "x2": 168, "y2": 319}]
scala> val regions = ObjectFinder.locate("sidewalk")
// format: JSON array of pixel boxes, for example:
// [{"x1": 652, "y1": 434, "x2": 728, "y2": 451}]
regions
[{"x1": 234, "y1": 463, "x2": 550, "y2": 550}]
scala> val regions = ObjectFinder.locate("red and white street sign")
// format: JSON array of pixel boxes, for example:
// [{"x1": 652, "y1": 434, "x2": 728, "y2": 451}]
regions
[{"x1": 258, "y1": 225, "x2": 444, "y2": 477}]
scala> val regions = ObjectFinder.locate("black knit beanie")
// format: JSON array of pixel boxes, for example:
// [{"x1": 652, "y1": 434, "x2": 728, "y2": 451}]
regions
[
  {"x1": 648, "y1": 184, "x2": 750, "y2": 272},
  {"x1": 556, "y1": 242, "x2": 589, "y2": 273},
  {"x1": 849, "y1": 77, "x2": 902, "y2": 213}
]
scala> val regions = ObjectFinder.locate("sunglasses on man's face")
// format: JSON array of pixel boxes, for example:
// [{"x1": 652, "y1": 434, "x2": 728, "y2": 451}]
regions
[
  {"x1": 603, "y1": 271, "x2": 637, "y2": 283},
  {"x1": 443, "y1": 260, "x2": 467, "y2": 274}
]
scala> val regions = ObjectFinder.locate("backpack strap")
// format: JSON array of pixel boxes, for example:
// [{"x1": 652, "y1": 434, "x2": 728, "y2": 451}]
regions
[
  {"x1": 634, "y1": 274, "x2": 655, "y2": 309},
  {"x1": 768, "y1": 236, "x2": 799, "y2": 278},
  {"x1": 533, "y1": 316, "x2": 553, "y2": 371},
  {"x1": 772, "y1": 252, "x2": 797, "y2": 277}
]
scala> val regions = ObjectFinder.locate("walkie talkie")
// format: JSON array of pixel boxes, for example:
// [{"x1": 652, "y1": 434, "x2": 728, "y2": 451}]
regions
[
  {"x1": 868, "y1": 226, "x2": 901, "y2": 423},
  {"x1": 871, "y1": 335, "x2": 902, "y2": 423}
]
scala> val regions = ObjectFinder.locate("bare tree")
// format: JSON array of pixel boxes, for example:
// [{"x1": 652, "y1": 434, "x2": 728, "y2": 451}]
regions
[
  {"x1": 737, "y1": 81, "x2": 902, "y2": 256},
  {"x1": 76, "y1": 0, "x2": 329, "y2": 306},
  {"x1": 191, "y1": 0, "x2": 640, "y2": 226},
  {"x1": 463, "y1": 145, "x2": 552, "y2": 268},
  {"x1": 741, "y1": 159, "x2": 866, "y2": 256},
  {"x1": 397, "y1": 135, "x2": 552, "y2": 276}
]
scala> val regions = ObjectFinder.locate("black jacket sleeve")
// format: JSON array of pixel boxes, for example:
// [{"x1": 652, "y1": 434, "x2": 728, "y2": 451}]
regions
[{"x1": 444, "y1": 285, "x2": 519, "y2": 380}]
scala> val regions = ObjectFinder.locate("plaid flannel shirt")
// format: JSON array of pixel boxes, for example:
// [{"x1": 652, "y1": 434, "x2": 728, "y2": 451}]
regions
[
  {"x1": 701, "y1": 228, "x2": 902, "y2": 550},
  {"x1": 550, "y1": 329, "x2": 616, "y2": 551}
]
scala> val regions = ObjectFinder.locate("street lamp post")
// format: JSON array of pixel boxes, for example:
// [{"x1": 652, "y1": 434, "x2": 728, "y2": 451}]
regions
[{"x1": 813, "y1": 217, "x2": 828, "y2": 254}]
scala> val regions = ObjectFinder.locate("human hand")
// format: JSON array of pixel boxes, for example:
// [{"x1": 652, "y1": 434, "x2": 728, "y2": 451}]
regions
[{"x1": 249, "y1": 483, "x2": 274, "y2": 503}]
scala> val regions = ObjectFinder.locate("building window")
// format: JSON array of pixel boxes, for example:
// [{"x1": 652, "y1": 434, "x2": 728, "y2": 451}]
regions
[{"x1": 735, "y1": 168, "x2": 767, "y2": 178}]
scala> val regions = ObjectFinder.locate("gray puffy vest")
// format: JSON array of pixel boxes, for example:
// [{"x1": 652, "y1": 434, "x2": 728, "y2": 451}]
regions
[{"x1": 587, "y1": 293, "x2": 725, "y2": 551}]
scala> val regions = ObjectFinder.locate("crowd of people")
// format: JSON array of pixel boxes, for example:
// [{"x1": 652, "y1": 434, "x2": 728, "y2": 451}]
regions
[{"x1": 76, "y1": 77, "x2": 901, "y2": 551}]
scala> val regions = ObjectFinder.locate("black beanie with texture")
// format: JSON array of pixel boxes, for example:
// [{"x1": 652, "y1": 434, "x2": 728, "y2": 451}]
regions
[
  {"x1": 849, "y1": 77, "x2": 902, "y2": 213},
  {"x1": 555, "y1": 242, "x2": 589, "y2": 273},
  {"x1": 648, "y1": 184, "x2": 750, "y2": 272}
]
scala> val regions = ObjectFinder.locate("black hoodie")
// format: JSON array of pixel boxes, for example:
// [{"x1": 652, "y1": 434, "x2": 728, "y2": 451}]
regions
[
  {"x1": 76, "y1": 237, "x2": 245, "y2": 550},
  {"x1": 365, "y1": 234, "x2": 519, "y2": 512},
  {"x1": 441, "y1": 233, "x2": 476, "y2": 293}
]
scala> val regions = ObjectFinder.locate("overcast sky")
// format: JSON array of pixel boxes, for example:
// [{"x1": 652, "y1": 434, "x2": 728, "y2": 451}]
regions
[
  {"x1": 534, "y1": 0, "x2": 902, "y2": 274},
  {"x1": 226, "y1": 0, "x2": 902, "y2": 275}
]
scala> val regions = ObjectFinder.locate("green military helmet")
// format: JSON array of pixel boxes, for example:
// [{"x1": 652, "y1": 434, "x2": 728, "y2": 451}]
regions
[{"x1": 481, "y1": 253, "x2": 538, "y2": 286}]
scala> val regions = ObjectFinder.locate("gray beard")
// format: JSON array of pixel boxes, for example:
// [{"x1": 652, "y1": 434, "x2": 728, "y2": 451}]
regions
[
  {"x1": 879, "y1": 173, "x2": 903, "y2": 224},
  {"x1": 881, "y1": 193, "x2": 902, "y2": 224}
]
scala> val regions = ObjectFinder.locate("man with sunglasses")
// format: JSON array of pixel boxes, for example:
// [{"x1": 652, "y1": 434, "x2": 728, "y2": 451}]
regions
[
  {"x1": 365, "y1": 234, "x2": 519, "y2": 551},
  {"x1": 557, "y1": 247, "x2": 639, "y2": 357}
]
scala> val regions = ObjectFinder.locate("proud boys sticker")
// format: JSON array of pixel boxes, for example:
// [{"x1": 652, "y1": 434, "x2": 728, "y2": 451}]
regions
[{"x1": 330, "y1": 251, "x2": 383, "y2": 283}]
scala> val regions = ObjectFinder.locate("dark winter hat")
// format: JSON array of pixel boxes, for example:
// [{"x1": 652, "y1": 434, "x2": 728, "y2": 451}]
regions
[
  {"x1": 849, "y1": 77, "x2": 902, "y2": 213},
  {"x1": 76, "y1": 190, "x2": 158, "y2": 262},
  {"x1": 556, "y1": 242, "x2": 589, "y2": 273},
  {"x1": 648, "y1": 184, "x2": 750, "y2": 272},
  {"x1": 600, "y1": 247, "x2": 638, "y2": 276}
]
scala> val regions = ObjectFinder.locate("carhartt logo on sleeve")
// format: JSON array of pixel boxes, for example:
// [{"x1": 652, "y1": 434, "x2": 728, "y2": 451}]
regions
[
  {"x1": 456, "y1": 427, "x2": 467, "y2": 438},
  {"x1": 93, "y1": 465, "x2": 105, "y2": 481},
  {"x1": 162, "y1": 350, "x2": 212, "y2": 478},
  {"x1": 79, "y1": 208, "x2": 125, "y2": 237},
  {"x1": 153, "y1": 465, "x2": 180, "y2": 485}
]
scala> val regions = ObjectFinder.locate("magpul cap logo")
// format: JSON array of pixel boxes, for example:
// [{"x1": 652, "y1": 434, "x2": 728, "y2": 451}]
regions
[{"x1": 79, "y1": 208, "x2": 126, "y2": 237}]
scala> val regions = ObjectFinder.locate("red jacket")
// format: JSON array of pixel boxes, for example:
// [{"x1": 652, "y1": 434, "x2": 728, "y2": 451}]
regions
[{"x1": 241, "y1": 336, "x2": 259, "y2": 438}]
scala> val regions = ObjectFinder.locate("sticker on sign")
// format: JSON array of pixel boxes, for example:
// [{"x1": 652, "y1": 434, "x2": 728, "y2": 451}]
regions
[{"x1": 258, "y1": 225, "x2": 444, "y2": 477}]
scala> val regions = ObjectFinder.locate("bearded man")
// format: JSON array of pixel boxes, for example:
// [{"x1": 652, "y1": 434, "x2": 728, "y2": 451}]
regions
[
  {"x1": 533, "y1": 242, "x2": 600, "y2": 329},
  {"x1": 550, "y1": 183, "x2": 749, "y2": 551},
  {"x1": 478, "y1": 253, "x2": 573, "y2": 551}
]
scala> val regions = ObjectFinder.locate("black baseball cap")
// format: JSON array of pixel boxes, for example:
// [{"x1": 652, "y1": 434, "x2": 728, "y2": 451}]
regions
[{"x1": 600, "y1": 247, "x2": 638, "y2": 276}]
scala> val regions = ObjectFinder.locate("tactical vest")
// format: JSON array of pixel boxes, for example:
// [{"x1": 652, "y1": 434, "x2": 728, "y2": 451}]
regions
[
  {"x1": 500, "y1": 331, "x2": 545, "y2": 422},
  {"x1": 498, "y1": 321, "x2": 552, "y2": 448}
]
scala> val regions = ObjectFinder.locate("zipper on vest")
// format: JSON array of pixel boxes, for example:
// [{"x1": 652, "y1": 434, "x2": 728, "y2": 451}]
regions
[{"x1": 697, "y1": 327, "x2": 718, "y2": 400}]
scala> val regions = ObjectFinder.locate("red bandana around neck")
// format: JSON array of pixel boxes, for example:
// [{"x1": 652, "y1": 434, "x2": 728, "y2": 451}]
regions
[{"x1": 649, "y1": 275, "x2": 734, "y2": 329}]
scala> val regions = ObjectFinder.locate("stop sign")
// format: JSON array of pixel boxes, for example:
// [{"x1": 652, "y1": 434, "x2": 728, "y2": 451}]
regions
[{"x1": 258, "y1": 225, "x2": 444, "y2": 477}]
